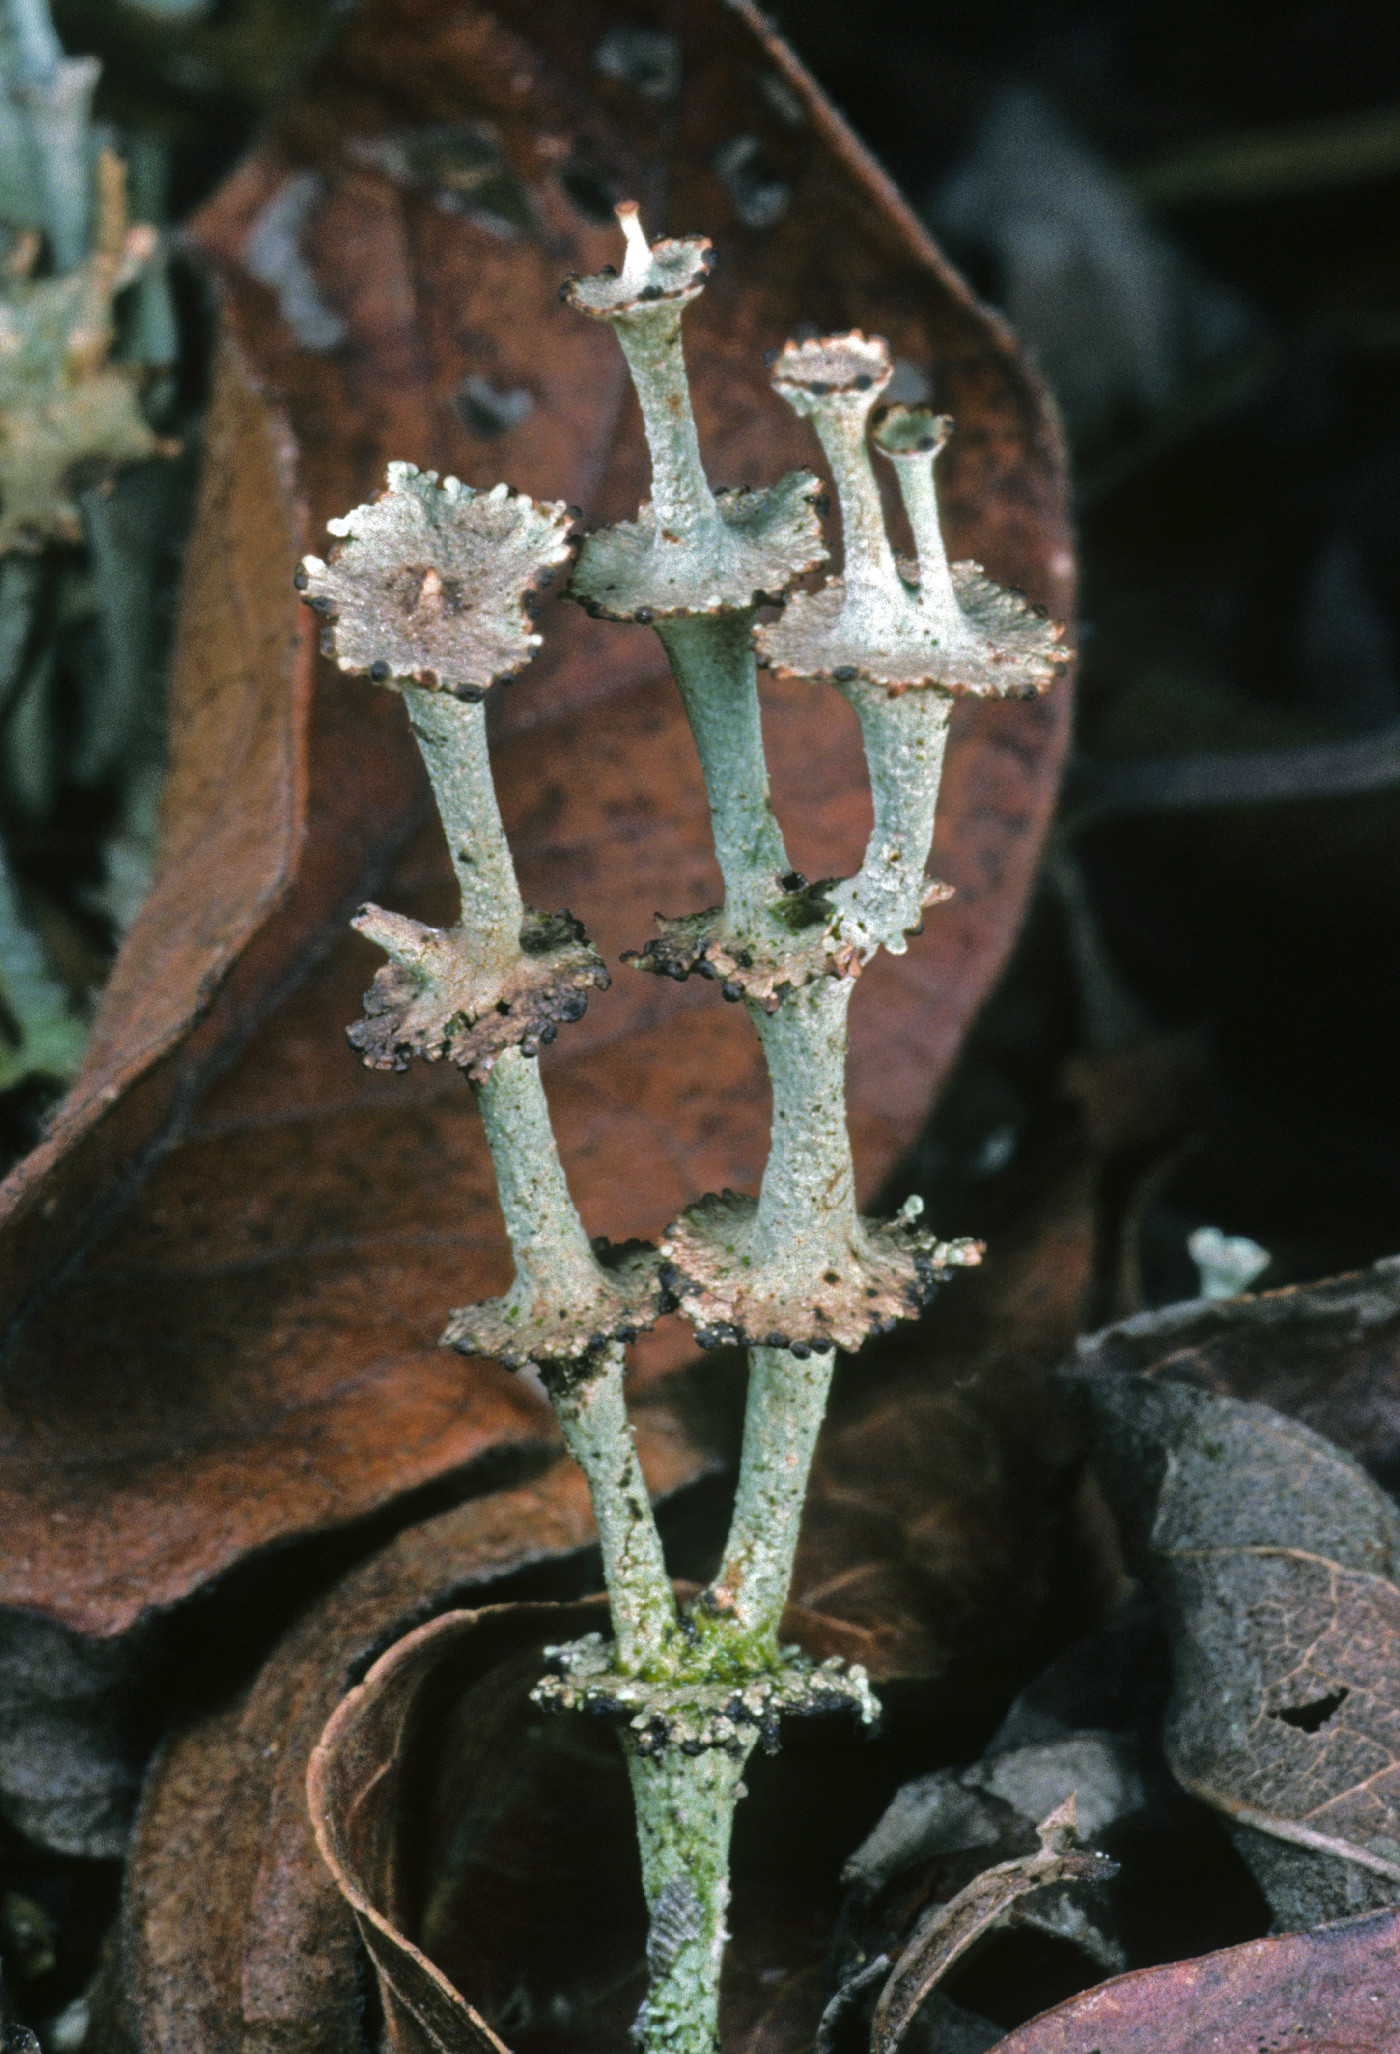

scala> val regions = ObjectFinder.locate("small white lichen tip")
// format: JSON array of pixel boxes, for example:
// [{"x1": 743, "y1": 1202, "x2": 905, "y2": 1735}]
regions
[{"x1": 564, "y1": 201, "x2": 714, "y2": 321}]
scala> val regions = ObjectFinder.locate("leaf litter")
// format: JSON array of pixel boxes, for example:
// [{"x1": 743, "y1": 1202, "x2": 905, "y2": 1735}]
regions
[{"x1": 14, "y1": 0, "x2": 1400, "y2": 2049}]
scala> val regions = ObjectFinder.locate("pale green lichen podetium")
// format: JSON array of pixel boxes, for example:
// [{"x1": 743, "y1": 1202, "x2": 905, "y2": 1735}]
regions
[
  {"x1": 548, "y1": 203, "x2": 1062, "y2": 2054},
  {"x1": 298, "y1": 465, "x2": 676, "y2": 1676},
  {"x1": 302, "y1": 201, "x2": 1070, "y2": 2054}
]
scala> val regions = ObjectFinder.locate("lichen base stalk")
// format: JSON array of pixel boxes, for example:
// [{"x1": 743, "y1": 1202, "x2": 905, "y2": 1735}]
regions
[
  {"x1": 542, "y1": 1344, "x2": 677, "y2": 1674},
  {"x1": 710, "y1": 1344, "x2": 837, "y2": 1643},
  {"x1": 657, "y1": 613, "x2": 789, "y2": 929},
  {"x1": 624, "y1": 1735, "x2": 754, "y2": 2054}
]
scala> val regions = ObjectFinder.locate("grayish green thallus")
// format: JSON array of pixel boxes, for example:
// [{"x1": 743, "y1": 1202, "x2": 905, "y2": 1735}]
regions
[{"x1": 301, "y1": 199, "x2": 1068, "y2": 2054}]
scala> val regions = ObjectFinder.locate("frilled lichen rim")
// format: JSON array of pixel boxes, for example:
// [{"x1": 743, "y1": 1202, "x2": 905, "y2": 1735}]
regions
[
  {"x1": 442, "y1": 1240, "x2": 669, "y2": 1370},
  {"x1": 622, "y1": 883, "x2": 861, "y2": 1010},
  {"x1": 755, "y1": 564, "x2": 1071, "y2": 697},
  {"x1": 658, "y1": 1189, "x2": 982, "y2": 1352},
  {"x1": 563, "y1": 202, "x2": 716, "y2": 319},
  {"x1": 872, "y1": 404, "x2": 954, "y2": 458},
  {"x1": 534, "y1": 1629, "x2": 879, "y2": 1756},
  {"x1": 297, "y1": 463, "x2": 576, "y2": 698},
  {"x1": 570, "y1": 473, "x2": 827, "y2": 623},
  {"x1": 769, "y1": 331, "x2": 893, "y2": 411},
  {"x1": 347, "y1": 904, "x2": 609, "y2": 1079}
]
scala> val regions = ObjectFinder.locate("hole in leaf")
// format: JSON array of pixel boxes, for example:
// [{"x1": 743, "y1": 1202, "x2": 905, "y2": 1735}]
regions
[
  {"x1": 713, "y1": 135, "x2": 790, "y2": 230},
  {"x1": 592, "y1": 26, "x2": 681, "y2": 101},
  {"x1": 1273, "y1": 1687, "x2": 1349, "y2": 1733},
  {"x1": 456, "y1": 376, "x2": 534, "y2": 439},
  {"x1": 558, "y1": 160, "x2": 621, "y2": 223}
]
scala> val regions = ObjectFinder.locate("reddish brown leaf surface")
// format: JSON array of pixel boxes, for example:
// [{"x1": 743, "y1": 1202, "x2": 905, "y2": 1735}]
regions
[
  {"x1": 0, "y1": 0, "x2": 1072, "y2": 1644},
  {"x1": 112, "y1": 1412, "x2": 705, "y2": 2054},
  {"x1": 987, "y1": 1907, "x2": 1400, "y2": 2051}
]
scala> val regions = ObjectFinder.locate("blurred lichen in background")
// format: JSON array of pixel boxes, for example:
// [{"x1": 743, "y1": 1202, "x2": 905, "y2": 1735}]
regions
[{"x1": 0, "y1": 0, "x2": 189, "y2": 1161}]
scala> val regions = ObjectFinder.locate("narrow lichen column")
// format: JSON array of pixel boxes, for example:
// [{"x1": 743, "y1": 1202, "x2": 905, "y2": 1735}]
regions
[
  {"x1": 622, "y1": 1739, "x2": 750, "y2": 2054},
  {"x1": 695, "y1": 334, "x2": 1074, "y2": 1655},
  {"x1": 758, "y1": 343, "x2": 1067, "y2": 963},
  {"x1": 565, "y1": 206, "x2": 826, "y2": 975},
  {"x1": 558, "y1": 208, "x2": 885, "y2": 2054},
  {"x1": 299, "y1": 463, "x2": 677, "y2": 1675}
]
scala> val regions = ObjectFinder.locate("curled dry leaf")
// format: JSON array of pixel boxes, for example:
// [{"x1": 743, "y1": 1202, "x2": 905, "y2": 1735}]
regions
[
  {"x1": 1072, "y1": 1251, "x2": 1400, "y2": 1483},
  {"x1": 868, "y1": 1797, "x2": 1116, "y2": 2054},
  {"x1": 106, "y1": 1412, "x2": 707, "y2": 2054},
  {"x1": 0, "y1": 0, "x2": 1069, "y2": 1845},
  {"x1": 307, "y1": 1588, "x2": 877, "y2": 2054},
  {"x1": 307, "y1": 1600, "x2": 607, "y2": 2054},
  {"x1": 1070, "y1": 1367, "x2": 1400, "y2": 1927},
  {"x1": 983, "y1": 1904, "x2": 1400, "y2": 2052}
]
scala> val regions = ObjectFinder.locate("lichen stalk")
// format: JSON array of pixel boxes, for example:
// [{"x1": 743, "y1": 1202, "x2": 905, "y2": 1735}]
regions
[
  {"x1": 623, "y1": 1735, "x2": 754, "y2": 2054},
  {"x1": 656, "y1": 612, "x2": 789, "y2": 928},
  {"x1": 475, "y1": 1045, "x2": 604, "y2": 1304},
  {"x1": 802, "y1": 389, "x2": 899, "y2": 629},
  {"x1": 887, "y1": 431, "x2": 968, "y2": 638},
  {"x1": 611, "y1": 218, "x2": 717, "y2": 545},
  {"x1": 710, "y1": 1344, "x2": 837, "y2": 1644},
  {"x1": 402, "y1": 692, "x2": 524, "y2": 964},
  {"x1": 540, "y1": 1343, "x2": 678, "y2": 1673},
  {"x1": 749, "y1": 975, "x2": 858, "y2": 1271},
  {"x1": 833, "y1": 687, "x2": 952, "y2": 956}
]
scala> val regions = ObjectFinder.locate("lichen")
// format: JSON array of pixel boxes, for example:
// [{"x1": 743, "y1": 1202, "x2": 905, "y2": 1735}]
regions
[
  {"x1": 300, "y1": 461, "x2": 575, "y2": 696},
  {"x1": 0, "y1": 149, "x2": 168, "y2": 553},
  {"x1": 308, "y1": 200, "x2": 1063, "y2": 2054}
]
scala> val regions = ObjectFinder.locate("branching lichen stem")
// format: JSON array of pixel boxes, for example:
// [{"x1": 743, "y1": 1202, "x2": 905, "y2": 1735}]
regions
[
  {"x1": 893, "y1": 449, "x2": 964, "y2": 632},
  {"x1": 749, "y1": 975, "x2": 858, "y2": 1269},
  {"x1": 475, "y1": 1046, "x2": 602, "y2": 1303},
  {"x1": 611, "y1": 216, "x2": 717, "y2": 543},
  {"x1": 656, "y1": 612, "x2": 789, "y2": 929},
  {"x1": 541, "y1": 1344, "x2": 678, "y2": 1672},
  {"x1": 711, "y1": 1344, "x2": 837, "y2": 1644},
  {"x1": 402, "y1": 692, "x2": 523, "y2": 965},
  {"x1": 833, "y1": 688, "x2": 952, "y2": 956},
  {"x1": 397, "y1": 691, "x2": 679, "y2": 1671},
  {"x1": 801, "y1": 389, "x2": 899, "y2": 628}
]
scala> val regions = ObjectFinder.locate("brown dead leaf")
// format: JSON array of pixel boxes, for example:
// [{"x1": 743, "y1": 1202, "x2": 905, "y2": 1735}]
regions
[
  {"x1": 0, "y1": 0, "x2": 1070, "y2": 1704},
  {"x1": 106, "y1": 1409, "x2": 705, "y2": 2054},
  {"x1": 1072, "y1": 1253, "x2": 1400, "y2": 1482},
  {"x1": 787, "y1": 1350, "x2": 1084, "y2": 1683},
  {"x1": 983, "y1": 1904, "x2": 1400, "y2": 2052},
  {"x1": 869, "y1": 1797, "x2": 1116, "y2": 2054},
  {"x1": 1071, "y1": 1370, "x2": 1400, "y2": 1928}
]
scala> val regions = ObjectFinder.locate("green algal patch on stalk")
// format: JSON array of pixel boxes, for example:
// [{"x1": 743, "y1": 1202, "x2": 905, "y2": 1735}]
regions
[{"x1": 302, "y1": 199, "x2": 1073, "y2": 2054}]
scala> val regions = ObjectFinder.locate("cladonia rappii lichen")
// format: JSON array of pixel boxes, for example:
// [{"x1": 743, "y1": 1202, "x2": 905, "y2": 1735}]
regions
[{"x1": 300, "y1": 203, "x2": 1069, "y2": 2054}]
